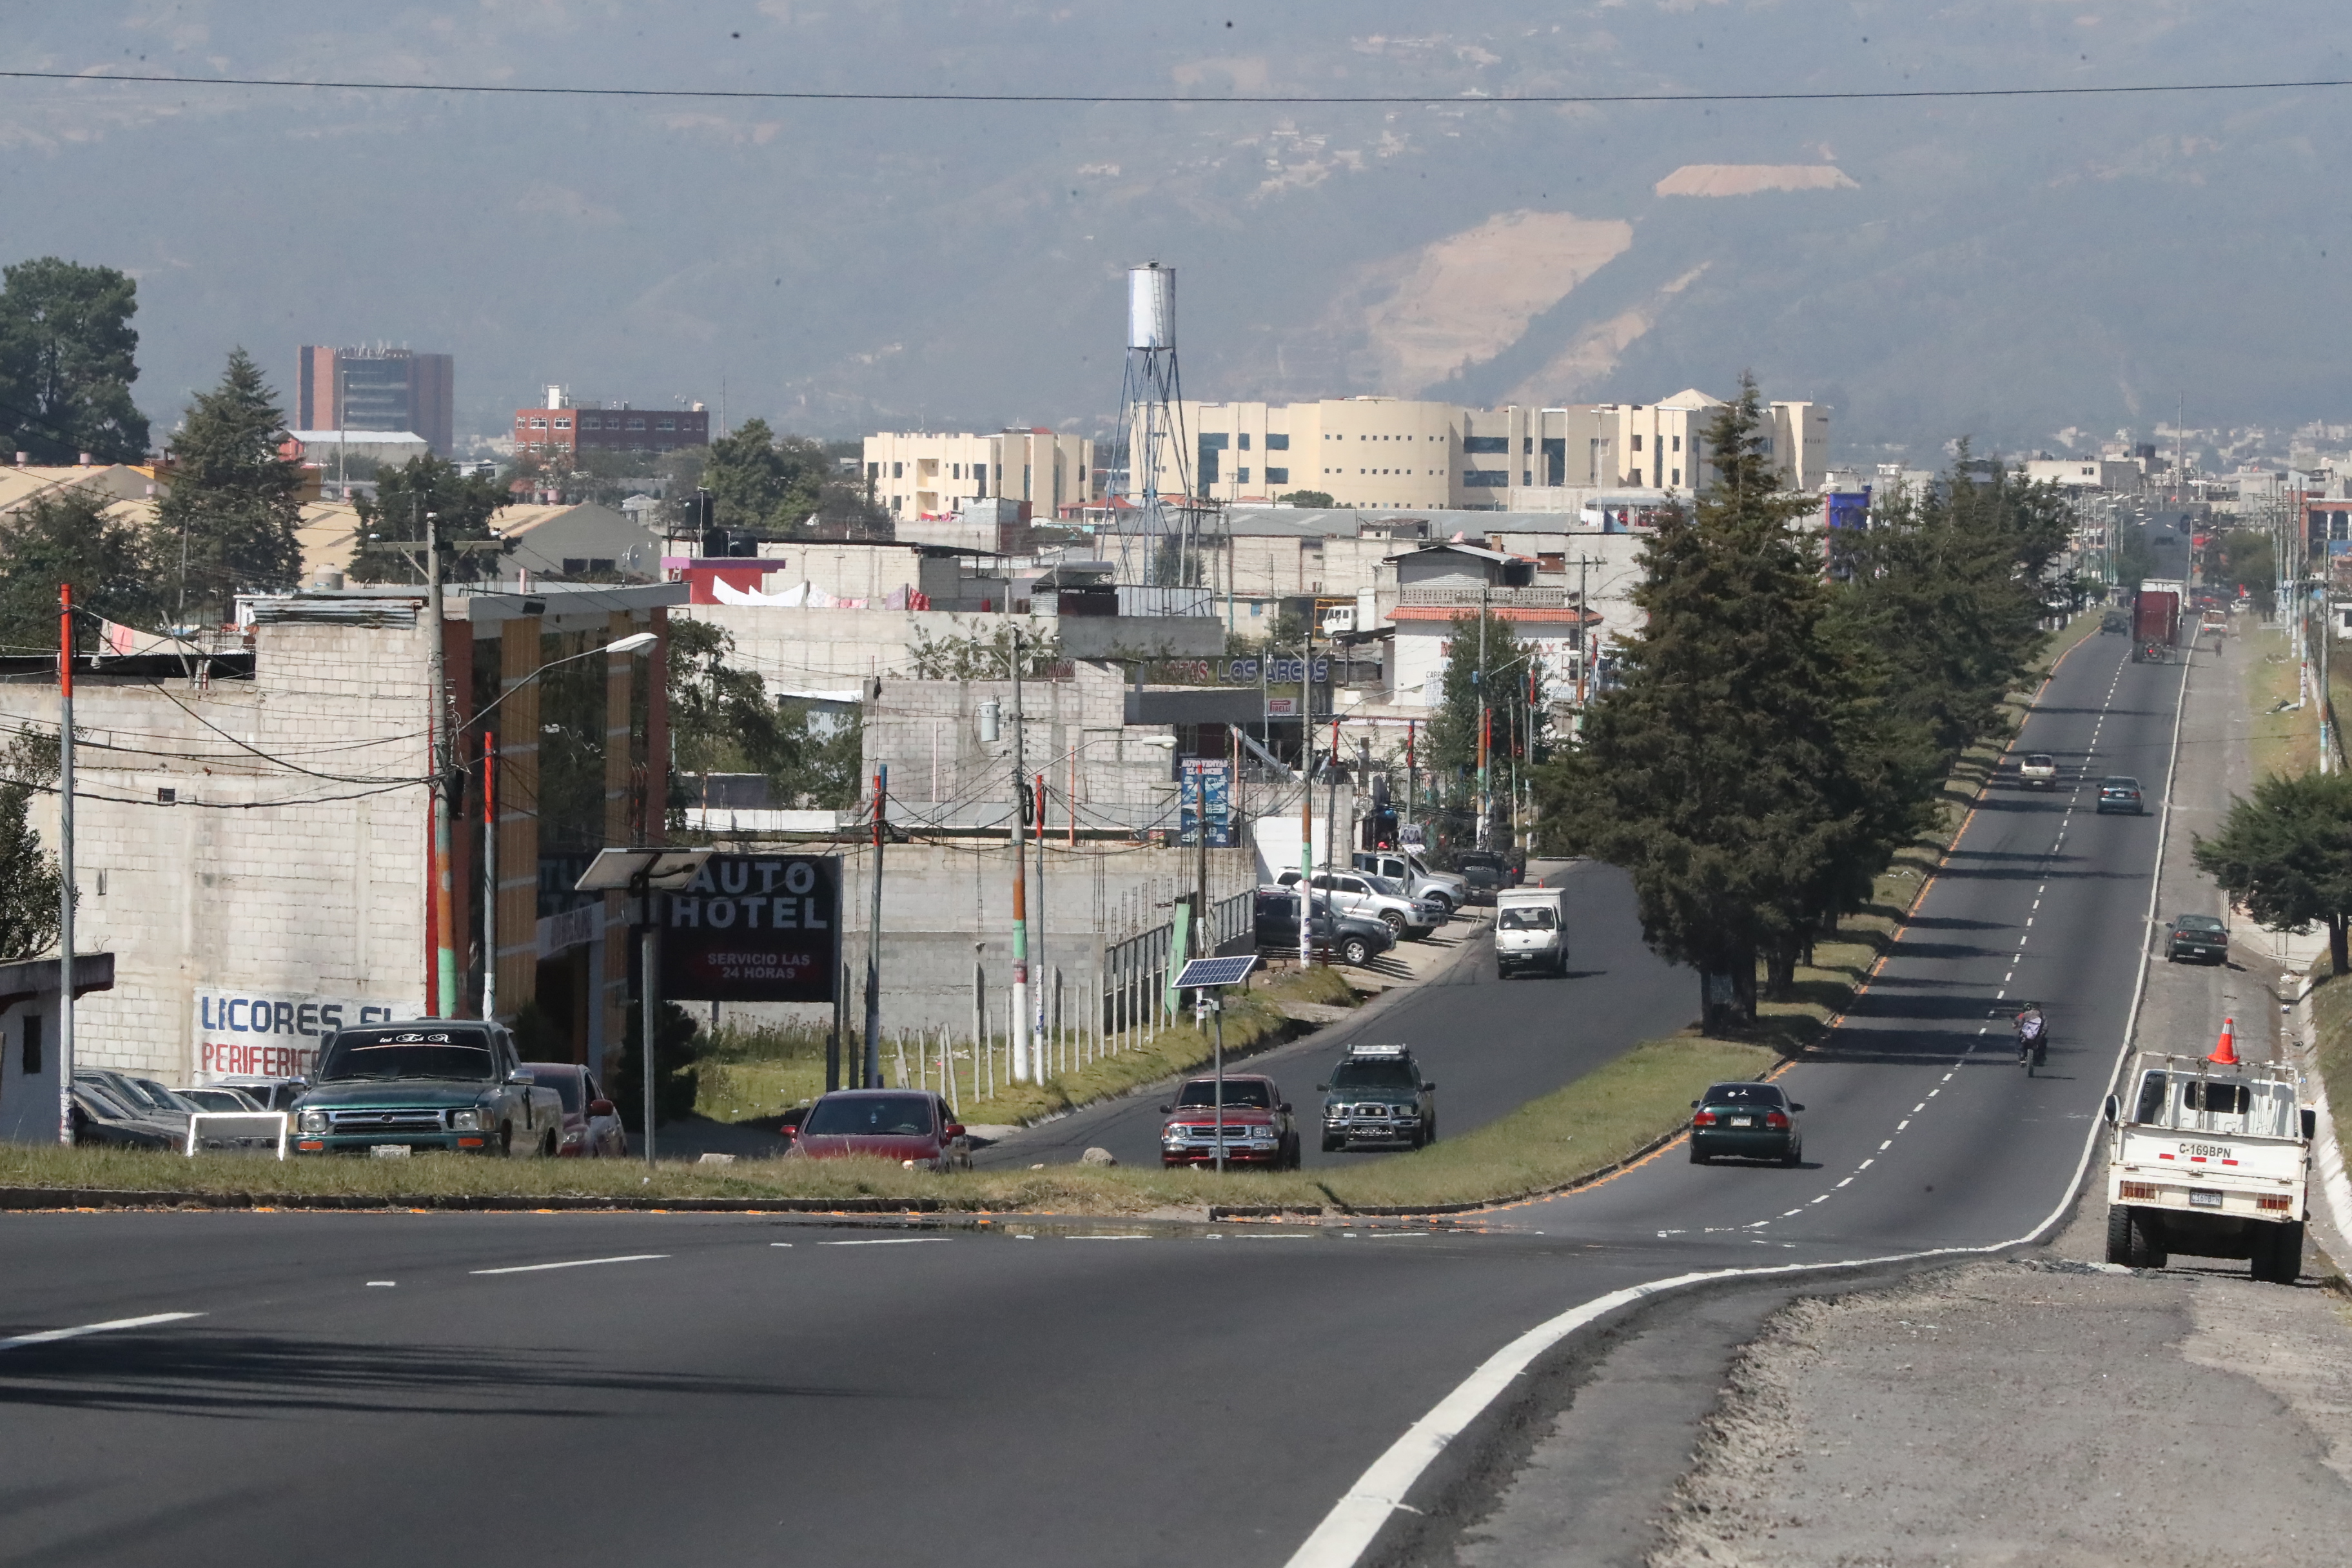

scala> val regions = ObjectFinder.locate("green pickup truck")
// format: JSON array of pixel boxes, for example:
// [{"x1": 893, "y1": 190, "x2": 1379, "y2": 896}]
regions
[{"x1": 292, "y1": 1020, "x2": 568, "y2": 1157}]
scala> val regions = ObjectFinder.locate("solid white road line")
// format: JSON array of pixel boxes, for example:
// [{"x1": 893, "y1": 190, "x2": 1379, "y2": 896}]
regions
[
  {"x1": 471, "y1": 1254, "x2": 669, "y2": 1275},
  {"x1": 0, "y1": 1312, "x2": 203, "y2": 1351},
  {"x1": 819, "y1": 1238, "x2": 946, "y2": 1246}
]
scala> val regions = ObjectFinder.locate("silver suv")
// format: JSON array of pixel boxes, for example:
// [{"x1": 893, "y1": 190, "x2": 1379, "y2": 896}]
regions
[{"x1": 1278, "y1": 869, "x2": 1442, "y2": 939}]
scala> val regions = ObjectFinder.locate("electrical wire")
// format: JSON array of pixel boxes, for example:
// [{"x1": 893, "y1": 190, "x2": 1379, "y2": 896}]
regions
[{"x1": 6, "y1": 67, "x2": 2352, "y2": 108}]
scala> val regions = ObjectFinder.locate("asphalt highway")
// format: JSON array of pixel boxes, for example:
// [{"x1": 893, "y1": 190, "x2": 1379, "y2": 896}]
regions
[
  {"x1": 973, "y1": 858, "x2": 1696, "y2": 1171},
  {"x1": 0, "y1": 630, "x2": 2186, "y2": 1568}
]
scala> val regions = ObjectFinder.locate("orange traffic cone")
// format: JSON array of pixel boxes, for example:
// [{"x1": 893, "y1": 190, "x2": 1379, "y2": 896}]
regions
[{"x1": 2208, "y1": 1018, "x2": 2239, "y2": 1066}]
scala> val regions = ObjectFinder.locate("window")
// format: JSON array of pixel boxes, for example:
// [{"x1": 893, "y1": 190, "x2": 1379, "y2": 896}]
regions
[
  {"x1": 1237, "y1": 467, "x2": 1251, "y2": 484},
  {"x1": 1266, "y1": 467, "x2": 1289, "y2": 485},
  {"x1": 21, "y1": 1012, "x2": 40, "y2": 1075},
  {"x1": 1629, "y1": 467, "x2": 1643, "y2": 485},
  {"x1": 1199, "y1": 432, "x2": 1230, "y2": 449},
  {"x1": 1672, "y1": 435, "x2": 1682, "y2": 452},
  {"x1": 554, "y1": 418, "x2": 572, "y2": 429},
  {"x1": 1524, "y1": 470, "x2": 1533, "y2": 485},
  {"x1": 1266, "y1": 433, "x2": 1289, "y2": 451},
  {"x1": 627, "y1": 417, "x2": 647, "y2": 431},
  {"x1": 529, "y1": 417, "x2": 547, "y2": 429},
  {"x1": 1464, "y1": 469, "x2": 1509, "y2": 488},
  {"x1": 1237, "y1": 433, "x2": 1251, "y2": 451},
  {"x1": 893, "y1": 462, "x2": 904, "y2": 478},
  {"x1": 1523, "y1": 437, "x2": 1534, "y2": 453},
  {"x1": 1672, "y1": 467, "x2": 1681, "y2": 485},
  {"x1": 1463, "y1": 435, "x2": 1509, "y2": 454},
  {"x1": 656, "y1": 417, "x2": 676, "y2": 431},
  {"x1": 1632, "y1": 435, "x2": 1643, "y2": 452},
  {"x1": 580, "y1": 415, "x2": 600, "y2": 430}
]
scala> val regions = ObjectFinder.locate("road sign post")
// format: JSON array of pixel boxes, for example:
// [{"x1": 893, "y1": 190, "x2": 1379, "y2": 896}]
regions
[{"x1": 1177, "y1": 955, "x2": 1260, "y2": 1176}]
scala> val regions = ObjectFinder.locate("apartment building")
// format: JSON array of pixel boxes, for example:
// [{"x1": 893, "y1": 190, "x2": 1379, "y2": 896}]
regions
[
  {"x1": 1147, "y1": 391, "x2": 1828, "y2": 511},
  {"x1": 863, "y1": 428, "x2": 1094, "y2": 520},
  {"x1": 296, "y1": 345, "x2": 455, "y2": 455}
]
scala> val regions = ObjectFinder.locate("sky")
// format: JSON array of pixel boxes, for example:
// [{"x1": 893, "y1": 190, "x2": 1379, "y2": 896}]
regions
[{"x1": 5, "y1": 1, "x2": 2351, "y2": 466}]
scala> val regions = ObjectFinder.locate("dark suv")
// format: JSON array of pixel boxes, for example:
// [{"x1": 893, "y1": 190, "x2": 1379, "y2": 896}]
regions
[
  {"x1": 1318, "y1": 1044, "x2": 1437, "y2": 1152},
  {"x1": 1254, "y1": 888, "x2": 1394, "y2": 968}
]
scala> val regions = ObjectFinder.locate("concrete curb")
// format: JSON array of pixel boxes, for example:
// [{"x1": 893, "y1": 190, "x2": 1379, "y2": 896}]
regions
[
  {"x1": 2290, "y1": 986, "x2": 2352, "y2": 1255},
  {"x1": 0, "y1": 1186, "x2": 948, "y2": 1215}
]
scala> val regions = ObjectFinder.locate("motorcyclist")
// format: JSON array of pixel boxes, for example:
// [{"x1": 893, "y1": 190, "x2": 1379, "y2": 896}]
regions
[{"x1": 2015, "y1": 1003, "x2": 2048, "y2": 1064}]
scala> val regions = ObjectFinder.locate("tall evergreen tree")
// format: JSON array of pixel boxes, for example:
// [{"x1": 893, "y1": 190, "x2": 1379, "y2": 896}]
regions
[
  {"x1": 704, "y1": 417, "x2": 825, "y2": 534},
  {"x1": 1535, "y1": 380, "x2": 1896, "y2": 1022},
  {"x1": 0, "y1": 257, "x2": 150, "y2": 463},
  {"x1": 2193, "y1": 770, "x2": 2352, "y2": 975},
  {"x1": 155, "y1": 348, "x2": 306, "y2": 621}
]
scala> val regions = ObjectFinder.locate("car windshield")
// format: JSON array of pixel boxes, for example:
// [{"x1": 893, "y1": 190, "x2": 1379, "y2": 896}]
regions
[
  {"x1": 1331, "y1": 1059, "x2": 1418, "y2": 1090},
  {"x1": 1365, "y1": 874, "x2": 1407, "y2": 897},
  {"x1": 107, "y1": 1077, "x2": 181, "y2": 1112},
  {"x1": 2102, "y1": 777, "x2": 2139, "y2": 789},
  {"x1": 526, "y1": 1065, "x2": 583, "y2": 1112},
  {"x1": 1175, "y1": 1079, "x2": 1273, "y2": 1109},
  {"x1": 803, "y1": 1094, "x2": 934, "y2": 1137},
  {"x1": 133, "y1": 1078, "x2": 198, "y2": 1113},
  {"x1": 1498, "y1": 906, "x2": 1556, "y2": 930},
  {"x1": 1703, "y1": 1083, "x2": 1785, "y2": 1105},
  {"x1": 182, "y1": 1088, "x2": 253, "y2": 1112},
  {"x1": 2175, "y1": 915, "x2": 2225, "y2": 933},
  {"x1": 1460, "y1": 852, "x2": 1500, "y2": 868},
  {"x1": 315, "y1": 1029, "x2": 498, "y2": 1083},
  {"x1": 2026, "y1": 754, "x2": 2054, "y2": 767},
  {"x1": 74, "y1": 1080, "x2": 135, "y2": 1119}
]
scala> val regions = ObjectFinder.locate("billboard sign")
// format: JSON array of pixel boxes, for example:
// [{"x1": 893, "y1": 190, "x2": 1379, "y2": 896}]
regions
[
  {"x1": 1179, "y1": 760, "x2": 1233, "y2": 848},
  {"x1": 194, "y1": 988, "x2": 422, "y2": 1084},
  {"x1": 659, "y1": 852, "x2": 841, "y2": 1002}
]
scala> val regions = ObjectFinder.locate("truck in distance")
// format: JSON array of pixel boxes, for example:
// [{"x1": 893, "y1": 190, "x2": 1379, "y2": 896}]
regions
[
  {"x1": 2102, "y1": 1043, "x2": 2312, "y2": 1284},
  {"x1": 1493, "y1": 885, "x2": 1569, "y2": 977}
]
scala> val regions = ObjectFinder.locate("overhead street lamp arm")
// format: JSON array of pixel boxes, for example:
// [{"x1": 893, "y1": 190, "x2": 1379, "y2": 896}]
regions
[{"x1": 461, "y1": 632, "x2": 657, "y2": 735}]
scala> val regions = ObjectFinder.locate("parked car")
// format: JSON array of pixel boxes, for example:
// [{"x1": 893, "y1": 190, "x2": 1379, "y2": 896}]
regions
[
  {"x1": 68, "y1": 1075, "x2": 185, "y2": 1149},
  {"x1": 2163, "y1": 914, "x2": 2230, "y2": 965},
  {"x1": 1275, "y1": 868, "x2": 1442, "y2": 938},
  {"x1": 785, "y1": 1090, "x2": 970, "y2": 1171},
  {"x1": 2096, "y1": 775, "x2": 2146, "y2": 815},
  {"x1": 1318, "y1": 1043, "x2": 1437, "y2": 1152},
  {"x1": 1253, "y1": 888, "x2": 1395, "y2": 968},
  {"x1": 522, "y1": 1061, "x2": 628, "y2": 1157},
  {"x1": 1688, "y1": 1081, "x2": 1805, "y2": 1166},
  {"x1": 80, "y1": 1072, "x2": 195, "y2": 1139},
  {"x1": 1157, "y1": 1074, "x2": 1298, "y2": 1169},
  {"x1": 292, "y1": 1020, "x2": 565, "y2": 1156},
  {"x1": 2017, "y1": 752, "x2": 2059, "y2": 789},
  {"x1": 1353, "y1": 850, "x2": 1465, "y2": 914},
  {"x1": 211, "y1": 1076, "x2": 309, "y2": 1113},
  {"x1": 179, "y1": 1086, "x2": 265, "y2": 1113}
]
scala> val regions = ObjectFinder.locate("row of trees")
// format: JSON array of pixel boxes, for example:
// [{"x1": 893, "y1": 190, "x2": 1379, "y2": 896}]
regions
[{"x1": 1535, "y1": 384, "x2": 2072, "y2": 1023}]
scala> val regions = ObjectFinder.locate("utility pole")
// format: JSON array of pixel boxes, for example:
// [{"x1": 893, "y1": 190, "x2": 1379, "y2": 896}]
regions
[
  {"x1": 1476, "y1": 581, "x2": 1491, "y2": 851},
  {"x1": 1034, "y1": 772, "x2": 1049, "y2": 1063},
  {"x1": 1010, "y1": 633, "x2": 1032, "y2": 1083},
  {"x1": 424, "y1": 509, "x2": 457, "y2": 1017},
  {"x1": 1298, "y1": 623, "x2": 1314, "y2": 970},
  {"x1": 865, "y1": 763, "x2": 887, "y2": 1086},
  {"x1": 56, "y1": 583, "x2": 75, "y2": 1146},
  {"x1": 482, "y1": 732, "x2": 497, "y2": 1021}
]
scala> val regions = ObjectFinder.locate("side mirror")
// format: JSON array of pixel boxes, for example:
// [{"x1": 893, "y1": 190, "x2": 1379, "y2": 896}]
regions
[
  {"x1": 1422, "y1": 1081, "x2": 1437, "y2": 1092},
  {"x1": 1788, "y1": 1102, "x2": 1806, "y2": 1112},
  {"x1": 588, "y1": 1098, "x2": 616, "y2": 1117},
  {"x1": 1279, "y1": 1102, "x2": 1293, "y2": 1114},
  {"x1": 1315, "y1": 1083, "x2": 1329, "y2": 1092},
  {"x1": 1157, "y1": 1104, "x2": 1172, "y2": 1115},
  {"x1": 509, "y1": 1069, "x2": 534, "y2": 1084},
  {"x1": 1690, "y1": 1100, "x2": 1701, "y2": 1109},
  {"x1": 946, "y1": 1124, "x2": 966, "y2": 1139},
  {"x1": 2102, "y1": 1093, "x2": 2120, "y2": 1126}
]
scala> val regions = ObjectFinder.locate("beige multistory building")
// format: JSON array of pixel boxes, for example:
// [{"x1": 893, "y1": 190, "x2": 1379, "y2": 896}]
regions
[
  {"x1": 863, "y1": 429, "x2": 1094, "y2": 520},
  {"x1": 1138, "y1": 390, "x2": 1828, "y2": 511}
]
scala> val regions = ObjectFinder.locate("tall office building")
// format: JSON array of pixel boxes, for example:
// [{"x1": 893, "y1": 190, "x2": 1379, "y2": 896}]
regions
[{"x1": 296, "y1": 346, "x2": 455, "y2": 455}]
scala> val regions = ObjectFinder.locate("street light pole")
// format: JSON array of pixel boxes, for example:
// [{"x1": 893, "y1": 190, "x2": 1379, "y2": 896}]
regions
[
  {"x1": 1476, "y1": 582, "x2": 1491, "y2": 851},
  {"x1": 424, "y1": 509, "x2": 457, "y2": 1016},
  {"x1": 56, "y1": 583, "x2": 75, "y2": 1146},
  {"x1": 1010, "y1": 632, "x2": 1032, "y2": 1083}
]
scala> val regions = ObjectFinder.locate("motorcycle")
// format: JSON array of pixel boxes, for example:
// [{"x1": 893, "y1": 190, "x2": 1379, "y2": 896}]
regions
[{"x1": 2015, "y1": 1006, "x2": 2049, "y2": 1076}]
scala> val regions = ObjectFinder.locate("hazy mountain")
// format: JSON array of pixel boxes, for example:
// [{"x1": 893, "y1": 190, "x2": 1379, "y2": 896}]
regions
[{"x1": 5, "y1": 1, "x2": 2347, "y2": 464}]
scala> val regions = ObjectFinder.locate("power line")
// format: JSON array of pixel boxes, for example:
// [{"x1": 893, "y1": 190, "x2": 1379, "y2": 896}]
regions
[{"x1": 6, "y1": 67, "x2": 2352, "y2": 109}]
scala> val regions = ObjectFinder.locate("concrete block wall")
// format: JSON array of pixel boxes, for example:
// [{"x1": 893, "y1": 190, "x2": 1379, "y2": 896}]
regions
[
  {"x1": 863, "y1": 663, "x2": 1179, "y2": 824},
  {"x1": 675, "y1": 603, "x2": 1054, "y2": 689},
  {"x1": 1, "y1": 619, "x2": 436, "y2": 1083}
]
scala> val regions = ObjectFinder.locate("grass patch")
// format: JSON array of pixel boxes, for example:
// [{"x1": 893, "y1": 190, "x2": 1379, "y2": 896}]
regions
[
  {"x1": 2308, "y1": 968, "x2": 2352, "y2": 1178},
  {"x1": 2246, "y1": 625, "x2": 2317, "y2": 782}
]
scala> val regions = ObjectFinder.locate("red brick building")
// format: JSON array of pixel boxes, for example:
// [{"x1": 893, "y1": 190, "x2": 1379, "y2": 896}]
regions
[{"x1": 514, "y1": 402, "x2": 710, "y2": 456}]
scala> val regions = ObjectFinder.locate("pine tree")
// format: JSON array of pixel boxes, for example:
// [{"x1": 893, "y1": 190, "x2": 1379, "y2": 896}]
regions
[
  {"x1": 0, "y1": 257, "x2": 150, "y2": 463},
  {"x1": 155, "y1": 348, "x2": 305, "y2": 620},
  {"x1": 349, "y1": 454, "x2": 511, "y2": 584},
  {"x1": 0, "y1": 489, "x2": 165, "y2": 653},
  {"x1": 1535, "y1": 379, "x2": 1891, "y2": 1024}
]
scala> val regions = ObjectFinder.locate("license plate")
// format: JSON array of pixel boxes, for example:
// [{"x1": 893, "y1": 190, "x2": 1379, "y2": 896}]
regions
[
  {"x1": 2188, "y1": 1189, "x2": 2222, "y2": 1208},
  {"x1": 1729, "y1": 1116, "x2": 1754, "y2": 1128}
]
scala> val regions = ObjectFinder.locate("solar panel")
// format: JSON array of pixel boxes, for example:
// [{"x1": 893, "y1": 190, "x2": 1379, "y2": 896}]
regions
[{"x1": 1176, "y1": 955, "x2": 1260, "y2": 990}]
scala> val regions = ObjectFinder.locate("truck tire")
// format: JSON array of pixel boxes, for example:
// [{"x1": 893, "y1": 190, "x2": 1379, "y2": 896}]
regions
[
  {"x1": 2252, "y1": 1220, "x2": 2304, "y2": 1284},
  {"x1": 2104, "y1": 1204, "x2": 2134, "y2": 1266},
  {"x1": 538, "y1": 1128, "x2": 558, "y2": 1158},
  {"x1": 1381, "y1": 912, "x2": 1407, "y2": 938},
  {"x1": 2126, "y1": 1208, "x2": 2168, "y2": 1269},
  {"x1": 1322, "y1": 1135, "x2": 1341, "y2": 1153}
]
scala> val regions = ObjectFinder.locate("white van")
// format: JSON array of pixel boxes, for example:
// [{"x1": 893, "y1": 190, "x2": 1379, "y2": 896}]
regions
[{"x1": 1494, "y1": 886, "x2": 1568, "y2": 977}]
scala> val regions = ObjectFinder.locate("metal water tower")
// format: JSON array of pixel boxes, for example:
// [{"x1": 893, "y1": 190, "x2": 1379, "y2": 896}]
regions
[{"x1": 1110, "y1": 263, "x2": 1202, "y2": 596}]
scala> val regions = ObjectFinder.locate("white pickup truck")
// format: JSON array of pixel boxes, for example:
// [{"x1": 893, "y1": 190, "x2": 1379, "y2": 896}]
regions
[{"x1": 2102, "y1": 1052, "x2": 2314, "y2": 1284}]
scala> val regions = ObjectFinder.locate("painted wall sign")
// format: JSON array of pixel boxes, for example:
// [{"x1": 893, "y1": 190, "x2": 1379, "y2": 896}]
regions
[
  {"x1": 193, "y1": 988, "x2": 422, "y2": 1083},
  {"x1": 660, "y1": 853, "x2": 842, "y2": 1003}
]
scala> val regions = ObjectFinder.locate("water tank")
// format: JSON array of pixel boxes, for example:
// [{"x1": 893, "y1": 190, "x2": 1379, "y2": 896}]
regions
[{"x1": 1127, "y1": 264, "x2": 1175, "y2": 351}]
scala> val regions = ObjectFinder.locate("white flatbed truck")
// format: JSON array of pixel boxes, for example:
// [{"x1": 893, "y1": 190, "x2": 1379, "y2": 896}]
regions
[{"x1": 2101, "y1": 1050, "x2": 2315, "y2": 1284}]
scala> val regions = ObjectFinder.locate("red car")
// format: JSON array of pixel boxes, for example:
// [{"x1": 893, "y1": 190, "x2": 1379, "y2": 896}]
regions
[
  {"x1": 1158, "y1": 1074, "x2": 1299, "y2": 1169},
  {"x1": 522, "y1": 1061, "x2": 627, "y2": 1158},
  {"x1": 784, "y1": 1090, "x2": 971, "y2": 1171}
]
